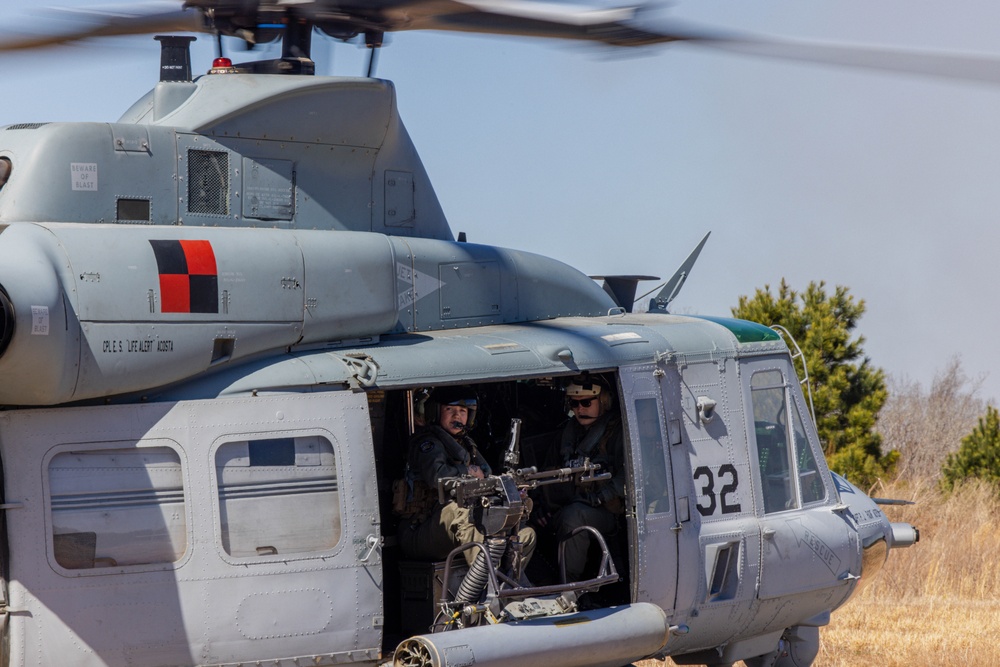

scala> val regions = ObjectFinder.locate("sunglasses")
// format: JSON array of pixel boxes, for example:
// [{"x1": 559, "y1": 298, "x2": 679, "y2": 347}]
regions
[{"x1": 568, "y1": 398, "x2": 595, "y2": 408}]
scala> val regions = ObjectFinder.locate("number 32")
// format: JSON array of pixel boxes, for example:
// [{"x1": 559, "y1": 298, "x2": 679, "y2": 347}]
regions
[{"x1": 694, "y1": 464, "x2": 742, "y2": 516}]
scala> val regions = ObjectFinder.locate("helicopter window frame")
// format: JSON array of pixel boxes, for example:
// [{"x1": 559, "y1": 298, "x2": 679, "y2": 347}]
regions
[
  {"x1": 45, "y1": 439, "x2": 191, "y2": 575},
  {"x1": 749, "y1": 368, "x2": 822, "y2": 512},
  {"x1": 749, "y1": 366, "x2": 829, "y2": 514},
  {"x1": 116, "y1": 196, "x2": 152, "y2": 223},
  {"x1": 212, "y1": 431, "x2": 344, "y2": 563},
  {"x1": 632, "y1": 395, "x2": 671, "y2": 515},
  {"x1": 751, "y1": 370, "x2": 797, "y2": 513},
  {"x1": 790, "y1": 391, "x2": 827, "y2": 506}
]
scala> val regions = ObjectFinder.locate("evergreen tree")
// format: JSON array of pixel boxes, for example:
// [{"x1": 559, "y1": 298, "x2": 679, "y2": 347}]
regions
[
  {"x1": 733, "y1": 279, "x2": 896, "y2": 488},
  {"x1": 941, "y1": 405, "x2": 1000, "y2": 490}
]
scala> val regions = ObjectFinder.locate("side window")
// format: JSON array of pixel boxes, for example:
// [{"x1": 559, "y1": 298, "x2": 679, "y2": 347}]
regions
[
  {"x1": 635, "y1": 397, "x2": 670, "y2": 514},
  {"x1": 750, "y1": 370, "x2": 798, "y2": 514},
  {"x1": 49, "y1": 445, "x2": 186, "y2": 570},
  {"x1": 216, "y1": 435, "x2": 341, "y2": 558},
  {"x1": 792, "y1": 401, "x2": 826, "y2": 504}
]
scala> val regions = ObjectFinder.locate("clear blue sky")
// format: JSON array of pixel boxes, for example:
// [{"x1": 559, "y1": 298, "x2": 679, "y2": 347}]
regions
[{"x1": 2, "y1": 0, "x2": 999, "y2": 404}]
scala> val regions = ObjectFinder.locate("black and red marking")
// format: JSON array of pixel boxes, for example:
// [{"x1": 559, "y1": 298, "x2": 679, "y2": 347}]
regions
[{"x1": 149, "y1": 240, "x2": 218, "y2": 313}]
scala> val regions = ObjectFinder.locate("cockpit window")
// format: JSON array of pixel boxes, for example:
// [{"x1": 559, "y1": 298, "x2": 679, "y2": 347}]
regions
[
  {"x1": 792, "y1": 401, "x2": 825, "y2": 504},
  {"x1": 751, "y1": 371, "x2": 796, "y2": 513},
  {"x1": 750, "y1": 368, "x2": 826, "y2": 513}
]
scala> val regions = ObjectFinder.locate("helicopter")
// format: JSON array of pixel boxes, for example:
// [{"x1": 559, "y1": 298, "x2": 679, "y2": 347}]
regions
[{"x1": 0, "y1": 2, "x2": 925, "y2": 666}]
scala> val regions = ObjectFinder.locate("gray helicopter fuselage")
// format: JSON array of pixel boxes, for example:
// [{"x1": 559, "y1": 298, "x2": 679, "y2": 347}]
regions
[
  {"x1": 0, "y1": 221, "x2": 616, "y2": 404},
  {"x1": 0, "y1": 68, "x2": 914, "y2": 667},
  {"x1": 0, "y1": 312, "x2": 905, "y2": 667}
]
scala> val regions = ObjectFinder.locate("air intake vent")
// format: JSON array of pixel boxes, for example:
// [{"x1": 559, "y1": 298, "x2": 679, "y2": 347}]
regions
[
  {"x1": 5, "y1": 123, "x2": 49, "y2": 131},
  {"x1": 708, "y1": 541, "x2": 742, "y2": 602},
  {"x1": 187, "y1": 150, "x2": 230, "y2": 215}
]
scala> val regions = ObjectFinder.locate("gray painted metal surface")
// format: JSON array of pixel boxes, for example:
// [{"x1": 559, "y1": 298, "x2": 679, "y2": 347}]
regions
[
  {"x1": 0, "y1": 17, "x2": 919, "y2": 665},
  {"x1": 0, "y1": 391, "x2": 382, "y2": 667},
  {"x1": 0, "y1": 223, "x2": 616, "y2": 404},
  {"x1": 0, "y1": 307, "x2": 911, "y2": 667},
  {"x1": 1, "y1": 76, "x2": 451, "y2": 239},
  {"x1": 146, "y1": 313, "x2": 756, "y2": 401}
]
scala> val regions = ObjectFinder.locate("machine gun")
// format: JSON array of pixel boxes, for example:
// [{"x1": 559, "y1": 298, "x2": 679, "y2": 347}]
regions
[
  {"x1": 431, "y1": 419, "x2": 618, "y2": 631},
  {"x1": 436, "y1": 462, "x2": 610, "y2": 539},
  {"x1": 436, "y1": 415, "x2": 610, "y2": 539}
]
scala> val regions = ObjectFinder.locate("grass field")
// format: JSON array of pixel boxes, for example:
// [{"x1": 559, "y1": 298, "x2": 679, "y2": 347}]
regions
[
  {"x1": 814, "y1": 479, "x2": 1000, "y2": 667},
  {"x1": 641, "y1": 479, "x2": 1000, "y2": 666}
]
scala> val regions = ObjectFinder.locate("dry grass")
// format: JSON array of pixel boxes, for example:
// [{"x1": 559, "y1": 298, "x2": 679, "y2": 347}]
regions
[
  {"x1": 814, "y1": 597, "x2": 1000, "y2": 666},
  {"x1": 640, "y1": 479, "x2": 1000, "y2": 666},
  {"x1": 815, "y1": 478, "x2": 1000, "y2": 667}
]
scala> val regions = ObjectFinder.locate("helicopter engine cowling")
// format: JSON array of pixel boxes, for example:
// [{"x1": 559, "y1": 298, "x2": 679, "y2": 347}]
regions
[
  {"x1": 0, "y1": 223, "x2": 401, "y2": 404},
  {"x1": 0, "y1": 224, "x2": 82, "y2": 405},
  {"x1": 393, "y1": 602, "x2": 671, "y2": 667},
  {"x1": 0, "y1": 222, "x2": 616, "y2": 405}
]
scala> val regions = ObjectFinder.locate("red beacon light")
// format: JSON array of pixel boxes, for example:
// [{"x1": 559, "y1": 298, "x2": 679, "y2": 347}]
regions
[{"x1": 209, "y1": 57, "x2": 237, "y2": 74}]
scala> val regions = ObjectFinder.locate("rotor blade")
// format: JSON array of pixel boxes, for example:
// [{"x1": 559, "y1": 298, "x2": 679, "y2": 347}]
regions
[
  {"x1": 378, "y1": 0, "x2": 681, "y2": 46},
  {"x1": 6, "y1": 0, "x2": 1000, "y2": 88},
  {"x1": 671, "y1": 26, "x2": 1000, "y2": 87},
  {"x1": 418, "y1": 3, "x2": 1000, "y2": 85},
  {"x1": 373, "y1": 2, "x2": 1000, "y2": 84},
  {"x1": 0, "y1": 3, "x2": 203, "y2": 53}
]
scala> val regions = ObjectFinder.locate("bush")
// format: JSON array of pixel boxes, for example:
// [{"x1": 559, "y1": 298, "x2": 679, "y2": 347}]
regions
[{"x1": 941, "y1": 405, "x2": 1000, "y2": 490}]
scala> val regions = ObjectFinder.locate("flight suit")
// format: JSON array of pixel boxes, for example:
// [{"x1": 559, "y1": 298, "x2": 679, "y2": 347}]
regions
[
  {"x1": 549, "y1": 412, "x2": 625, "y2": 581},
  {"x1": 398, "y1": 424, "x2": 536, "y2": 566}
]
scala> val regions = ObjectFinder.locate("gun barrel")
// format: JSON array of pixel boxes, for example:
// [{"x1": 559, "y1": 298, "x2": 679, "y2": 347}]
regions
[{"x1": 518, "y1": 464, "x2": 609, "y2": 488}]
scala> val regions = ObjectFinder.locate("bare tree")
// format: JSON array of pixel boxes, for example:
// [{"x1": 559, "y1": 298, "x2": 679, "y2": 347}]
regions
[{"x1": 876, "y1": 357, "x2": 986, "y2": 480}]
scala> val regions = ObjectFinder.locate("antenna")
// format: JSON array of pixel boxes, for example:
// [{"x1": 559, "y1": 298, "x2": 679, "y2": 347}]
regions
[{"x1": 645, "y1": 231, "x2": 711, "y2": 313}]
